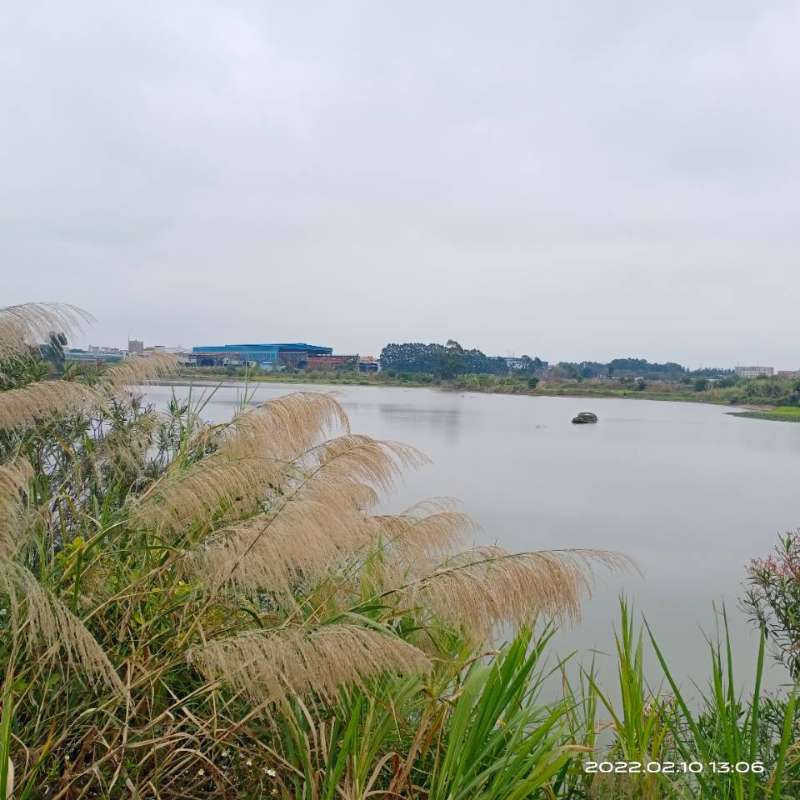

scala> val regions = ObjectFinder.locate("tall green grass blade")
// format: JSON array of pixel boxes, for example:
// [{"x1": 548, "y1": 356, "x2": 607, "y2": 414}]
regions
[
  {"x1": 0, "y1": 674, "x2": 13, "y2": 800},
  {"x1": 770, "y1": 690, "x2": 797, "y2": 799},
  {"x1": 747, "y1": 626, "x2": 766, "y2": 800}
]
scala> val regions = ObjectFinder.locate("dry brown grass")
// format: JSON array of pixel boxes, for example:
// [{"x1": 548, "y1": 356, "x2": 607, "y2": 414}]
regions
[
  {"x1": 133, "y1": 394, "x2": 356, "y2": 535},
  {"x1": 297, "y1": 434, "x2": 428, "y2": 500},
  {"x1": 0, "y1": 344, "x2": 178, "y2": 429},
  {"x1": 0, "y1": 459, "x2": 32, "y2": 560},
  {"x1": 188, "y1": 623, "x2": 430, "y2": 705},
  {"x1": 376, "y1": 498, "x2": 477, "y2": 558},
  {"x1": 218, "y1": 391, "x2": 350, "y2": 461},
  {"x1": 102, "y1": 352, "x2": 180, "y2": 390},
  {"x1": 399, "y1": 546, "x2": 632, "y2": 640},
  {"x1": 0, "y1": 560, "x2": 124, "y2": 695},
  {"x1": 186, "y1": 498, "x2": 375, "y2": 597},
  {"x1": 184, "y1": 433, "x2": 429, "y2": 596},
  {"x1": 0, "y1": 302, "x2": 92, "y2": 360},
  {"x1": 0, "y1": 381, "x2": 100, "y2": 430},
  {"x1": 132, "y1": 453, "x2": 280, "y2": 534}
]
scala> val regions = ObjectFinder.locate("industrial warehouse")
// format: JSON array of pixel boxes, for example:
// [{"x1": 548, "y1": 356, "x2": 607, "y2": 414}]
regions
[{"x1": 190, "y1": 343, "x2": 379, "y2": 372}]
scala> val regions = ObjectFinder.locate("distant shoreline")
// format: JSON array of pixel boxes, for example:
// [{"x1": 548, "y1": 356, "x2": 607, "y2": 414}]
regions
[
  {"x1": 146, "y1": 371, "x2": 788, "y2": 416},
  {"x1": 149, "y1": 376, "x2": 800, "y2": 424}
]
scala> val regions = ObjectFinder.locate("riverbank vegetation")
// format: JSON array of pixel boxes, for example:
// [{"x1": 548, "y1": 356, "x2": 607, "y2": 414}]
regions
[
  {"x1": 2, "y1": 304, "x2": 800, "y2": 797},
  {"x1": 178, "y1": 340, "x2": 800, "y2": 414},
  {"x1": 178, "y1": 364, "x2": 800, "y2": 412},
  {"x1": 731, "y1": 407, "x2": 800, "y2": 423}
]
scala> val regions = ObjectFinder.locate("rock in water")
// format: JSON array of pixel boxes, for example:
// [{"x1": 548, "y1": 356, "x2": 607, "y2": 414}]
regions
[{"x1": 572, "y1": 411, "x2": 598, "y2": 424}]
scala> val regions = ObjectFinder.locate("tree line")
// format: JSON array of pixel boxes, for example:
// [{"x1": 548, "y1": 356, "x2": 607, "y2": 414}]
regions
[
  {"x1": 379, "y1": 341, "x2": 709, "y2": 382},
  {"x1": 379, "y1": 340, "x2": 542, "y2": 379}
]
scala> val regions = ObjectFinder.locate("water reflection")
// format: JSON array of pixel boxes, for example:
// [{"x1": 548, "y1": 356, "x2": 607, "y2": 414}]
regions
[{"x1": 378, "y1": 401, "x2": 463, "y2": 443}]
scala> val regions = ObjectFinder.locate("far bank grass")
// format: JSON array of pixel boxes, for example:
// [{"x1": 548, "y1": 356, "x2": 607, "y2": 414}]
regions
[
  {"x1": 174, "y1": 369, "x2": 800, "y2": 416},
  {"x1": 175, "y1": 369, "x2": 726, "y2": 405},
  {"x1": 730, "y1": 406, "x2": 800, "y2": 423}
]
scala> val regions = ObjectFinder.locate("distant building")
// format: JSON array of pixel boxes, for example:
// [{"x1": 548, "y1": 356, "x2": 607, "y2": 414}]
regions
[
  {"x1": 777, "y1": 370, "x2": 800, "y2": 380},
  {"x1": 358, "y1": 356, "x2": 380, "y2": 373},
  {"x1": 65, "y1": 348, "x2": 124, "y2": 365},
  {"x1": 87, "y1": 345, "x2": 122, "y2": 354},
  {"x1": 306, "y1": 354, "x2": 358, "y2": 371},
  {"x1": 190, "y1": 343, "x2": 333, "y2": 369},
  {"x1": 503, "y1": 356, "x2": 549, "y2": 373},
  {"x1": 128, "y1": 339, "x2": 144, "y2": 355},
  {"x1": 735, "y1": 366, "x2": 774, "y2": 379}
]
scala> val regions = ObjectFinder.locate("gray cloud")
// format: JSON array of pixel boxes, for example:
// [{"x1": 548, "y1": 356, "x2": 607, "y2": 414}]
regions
[{"x1": 2, "y1": 0, "x2": 798, "y2": 366}]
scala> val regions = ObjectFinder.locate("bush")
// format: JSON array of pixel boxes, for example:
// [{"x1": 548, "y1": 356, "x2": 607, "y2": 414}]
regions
[{"x1": 744, "y1": 531, "x2": 800, "y2": 678}]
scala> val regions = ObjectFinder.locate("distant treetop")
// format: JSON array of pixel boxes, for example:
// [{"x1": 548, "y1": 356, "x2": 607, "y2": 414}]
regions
[{"x1": 380, "y1": 342, "x2": 510, "y2": 378}]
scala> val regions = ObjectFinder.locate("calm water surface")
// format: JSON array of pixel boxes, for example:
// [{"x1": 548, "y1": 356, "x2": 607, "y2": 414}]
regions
[{"x1": 144, "y1": 382, "x2": 800, "y2": 692}]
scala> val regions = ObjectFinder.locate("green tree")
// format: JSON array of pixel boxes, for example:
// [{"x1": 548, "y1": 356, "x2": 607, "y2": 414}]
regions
[{"x1": 39, "y1": 331, "x2": 67, "y2": 372}]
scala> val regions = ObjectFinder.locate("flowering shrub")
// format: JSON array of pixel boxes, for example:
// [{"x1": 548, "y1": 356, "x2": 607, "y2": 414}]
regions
[{"x1": 743, "y1": 531, "x2": 800, "y2": 677}]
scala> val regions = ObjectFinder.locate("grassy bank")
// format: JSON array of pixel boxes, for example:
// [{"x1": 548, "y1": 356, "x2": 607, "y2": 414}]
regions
[
  {"x1": 177, "y1": 368, "x2": 800, "y2": 410},
  {"x1": 730, "y1": 406, "x2": 800, "y2": 423},
  {"x1": 181, "y1": 367, "x2": 684, "y2": 397}
]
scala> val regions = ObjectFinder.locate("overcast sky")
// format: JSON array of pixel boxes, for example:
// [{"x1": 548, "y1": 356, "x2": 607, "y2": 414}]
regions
[{"x1": 2, "y1": 1, "x2": 798, "y2": 367}]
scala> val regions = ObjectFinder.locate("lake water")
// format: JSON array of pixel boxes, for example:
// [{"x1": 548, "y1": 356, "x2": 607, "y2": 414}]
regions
[{"x1": 143, "y1": 382, "x2": 800, "y2": 694}]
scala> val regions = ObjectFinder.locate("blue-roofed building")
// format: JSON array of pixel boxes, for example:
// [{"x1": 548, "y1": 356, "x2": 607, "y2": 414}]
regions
[{"x1": 190, "y1": 343, "x2": 333, "y2": 369}]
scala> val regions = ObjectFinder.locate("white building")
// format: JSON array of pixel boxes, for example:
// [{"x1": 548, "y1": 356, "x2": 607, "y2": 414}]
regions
[{"x1": 735, "y1": 366, "x2": 774, "y2": 379}]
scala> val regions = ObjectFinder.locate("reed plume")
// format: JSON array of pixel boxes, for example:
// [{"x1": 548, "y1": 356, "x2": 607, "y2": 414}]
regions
[
  {"x1": 376, "y1": 498, "x2": 476, "y2": 557},
  {"x1": 102, "y1": 352, "x2": 180, "y2": 390},
  {"x1": 0, "y1": 560, "x2": 124, "y2": 695},
  {"x1": 189, "y1": 623, "x2": 430, "y2": 705},
  {"x1": 0, "y1": 381, "x2": 99, "y2": 430},
  {"x1": 132, "y1": 453, "x2": 280, "y2": 533},
  {"x1": 400, "y1": 546, "x2": 631, "y2": 640},
  {"x1": 217, "y1": 391, "x2": 350, "y2": 461},
  {"x1": 186, "y1": 498, "x2": 374, "y2": 596},
  {"x1": 136, "y1": 396, "x2": 372, "y2": 535},
  {"x1": 0, "y1": 459, "x2": 32, "y2": 560},
  {"x1": 0, "y1": 302, "x2": 92, "y2": 360},
  {"x1": 296, "y1": 434, "x2": 427, "y2": 501},
  {"x1": 186, "y1": 434, "x2": 427, "y2": 594}
]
